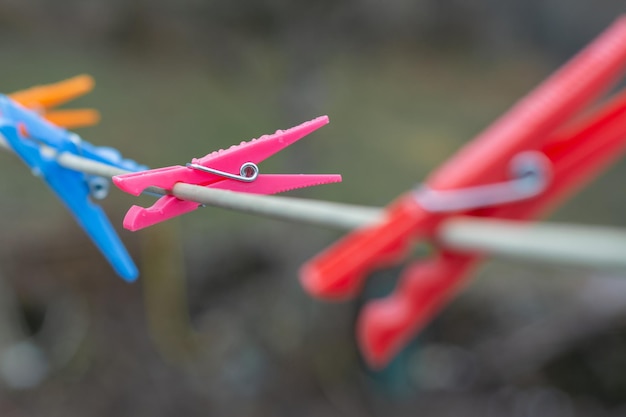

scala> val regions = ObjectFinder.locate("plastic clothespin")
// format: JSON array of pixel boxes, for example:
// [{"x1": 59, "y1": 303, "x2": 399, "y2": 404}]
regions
[
  {"x1": 0, "y1": 82, "x2": 147, "y2": 281},
  {"x1": 300, "y1": 16, "x2": 626, "y2": 368},
  {"x1": 9, "y1": 74, "x2": 100, "y2": 129},
  {"x1": 113, "y1": 115, "x2": 342, "y2": 231}
]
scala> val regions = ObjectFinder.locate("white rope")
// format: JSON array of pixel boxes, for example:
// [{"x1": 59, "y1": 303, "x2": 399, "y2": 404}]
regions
[{"x1": 2, "y1": 133, "x2": 626, "y2": 270}]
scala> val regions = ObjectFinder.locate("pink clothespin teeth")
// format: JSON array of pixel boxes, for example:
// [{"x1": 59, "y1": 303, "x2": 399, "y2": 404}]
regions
[{"x1": 113, "y1": 116, "x2": 341, "y2": 230}]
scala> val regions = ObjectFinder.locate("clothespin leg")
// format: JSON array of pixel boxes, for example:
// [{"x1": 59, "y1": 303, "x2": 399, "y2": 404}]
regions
[
  {"x1": 300, "y1": 196, "x2": 435, "y2": 299},
  {"x1": 46, "y1": 168, "x2": 139, "y2": 281},
  {"x1": 9, "y1": 75, "x2": 94, "y2": 110},
  {"x1": 357, "y1": 253, "x2": 477, "y2": 368},
  {"x1": 124, "y1": 196, "x2": 200, "y2": 232}
]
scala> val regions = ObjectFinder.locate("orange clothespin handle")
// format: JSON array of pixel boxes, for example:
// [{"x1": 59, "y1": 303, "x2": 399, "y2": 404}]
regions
[{"x1": 9, "y1": 74, "x2": 100, "y2": 129}]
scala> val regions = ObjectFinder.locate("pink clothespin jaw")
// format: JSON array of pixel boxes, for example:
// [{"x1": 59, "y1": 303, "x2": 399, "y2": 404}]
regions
[
  {"x1": 301, "y1": 16, "x2": 626, "y2": 368},
  {"x1": 113, "y1": 116, "x2": 342, "y2": 230}
]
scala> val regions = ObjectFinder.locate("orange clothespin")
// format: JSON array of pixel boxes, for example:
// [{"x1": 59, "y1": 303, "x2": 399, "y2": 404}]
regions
[
  {"x1": 9, "y1": 74, "x2": 100, "y2": 129},
  {"x1": 300, "y1": 16, "x2": 626, "y2": 368}
]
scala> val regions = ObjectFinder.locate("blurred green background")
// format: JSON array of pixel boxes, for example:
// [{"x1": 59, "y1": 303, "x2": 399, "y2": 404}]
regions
[{"x1": 0, "y1": 1, "x2": 626, "y2": 416}]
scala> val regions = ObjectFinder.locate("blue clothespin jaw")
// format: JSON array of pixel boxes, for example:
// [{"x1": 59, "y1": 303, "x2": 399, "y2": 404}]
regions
[{"x1": 0, "y1": 95, "x2": 146, "y2": 281}]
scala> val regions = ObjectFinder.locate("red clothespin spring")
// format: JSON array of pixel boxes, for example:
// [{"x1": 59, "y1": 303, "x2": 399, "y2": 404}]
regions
[{"x1": 300, "y1": 16, "x2": 626, "y2": 368}]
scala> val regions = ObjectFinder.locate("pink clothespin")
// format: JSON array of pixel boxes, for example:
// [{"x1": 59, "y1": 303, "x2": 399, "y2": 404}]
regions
[{"x1": 113, "y1": 116, "x2": 341, "y2": 230}]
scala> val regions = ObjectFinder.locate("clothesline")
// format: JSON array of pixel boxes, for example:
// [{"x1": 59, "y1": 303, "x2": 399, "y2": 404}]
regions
[{"x1": 1, "y1": 132, "x2": 626, "y2": 271}]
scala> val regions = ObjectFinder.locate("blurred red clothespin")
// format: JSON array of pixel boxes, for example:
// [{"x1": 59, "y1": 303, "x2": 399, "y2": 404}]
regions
[{"x1": 300, "y1": 16, "x2": 626, "y2": 368}]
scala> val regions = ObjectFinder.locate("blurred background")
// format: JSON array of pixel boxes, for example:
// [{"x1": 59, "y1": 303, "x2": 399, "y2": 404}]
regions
[{"x1": 0, "y1": 1, "x2": 626, "y2": 416}]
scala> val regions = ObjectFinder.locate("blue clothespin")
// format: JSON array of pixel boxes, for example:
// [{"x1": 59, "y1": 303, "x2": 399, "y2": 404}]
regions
[{"x1": 0, "y1": 95, "x2": 147, "y2": 281}]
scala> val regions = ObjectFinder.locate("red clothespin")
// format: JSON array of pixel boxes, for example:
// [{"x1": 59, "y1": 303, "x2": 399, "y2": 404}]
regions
[
  {"x1": 113, "y1": 116, "x2": 342, "y2": 230},
  {"x1": 300, "y1": 17, "x2": 626, "y2": 368}
]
